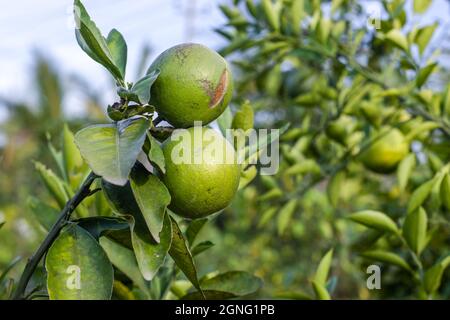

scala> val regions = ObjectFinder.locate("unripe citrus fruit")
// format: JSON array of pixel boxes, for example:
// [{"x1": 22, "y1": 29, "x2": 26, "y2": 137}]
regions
[
  {"x1": 148, "y1": 43, "x2": 233, "y2": 128},
  {"x1": 359, "y1": 127, "x2": 409, "y2": 174},
  {"x1": 162, "y1": 127, "x2": 241, "y2": 219}
]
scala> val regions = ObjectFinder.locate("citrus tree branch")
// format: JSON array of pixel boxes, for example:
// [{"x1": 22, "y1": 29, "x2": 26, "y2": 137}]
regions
[{"x1": 11, "y1": 171, "x2": 98, "y2": 300}]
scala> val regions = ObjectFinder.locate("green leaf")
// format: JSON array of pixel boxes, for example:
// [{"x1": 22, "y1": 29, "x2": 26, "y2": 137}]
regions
[
  {"x1": 101, "y1": 179, "x2": 141, "y2": 216},
  {"x1": 63, "y1": 124, "x2": 84, "y2": 177},
  {"x1": 192, "y1": 241, "x2": 214, "y2": 257},
  {"x1": 313, "y1": 249, "x2": 333, "y2": 287},
  {"x1": 147, "y1": 133, "x2": 166, "y2": 174},
  {"x1": 311, "y1": 281, "x2": 331, "y2": 300},
  {"x1": 168, "y1": 216, "x2": 202, "y2": 293},
  {"x1": 327, "y1": 170, "x2": 345, "y2": 207},
  {"x1": 99, "y1": 237, "x2": 150, "y2": 295},
  {"x1": 106, "y1": 29, "x2": 127, "y2": 79},
  {"x1": 182, "y1": 271, "x2": 262, "y2": 300},
  {"x1": 129, "y1": 213, "x2": 172, "y2": 281},
  {"x1": 131, "y1": 69, "x2": 160, "y2": 104},
  {"x1": 407, "y1": 178, "x2": 435, "y2": 213},
  {"x1": 75, "y1": 117, "x2": 149, "y2": 186},
  {"x1": 348, "y1": 210, "x2": 399, "y2": 234},
  {"x1": 238, "y1": 165, "x2": 257, "y2": 190},
  {"x1": 35, "y1": 162, "x2": 69, "y2": 209},
  {"x1": 261, "y1": 0, "x2": 280, "y2": 32},
  {"x1": 397, "y1": 153, "x2": 416, "y2": 192},
  {"x1": 440, "y1": 173, "x2": 450, "y2": 210},
  {"x1": 130, "y1": 165, "x2": 171, "y2": 242},
  {"x1": 27, "y1": 197, "x2": 59, "y2": 231},
  {"x1": 181, "y1": 290, "x2": 236, "y2": 300},
  {"x1": 74, "y1": 0, "x2": 124, "y2": 81},
  {"x1": 402, "y1": 207, "x2": 428, "y2": 255},
  {"x1": 76, "y1": 216, "x2": 129, "y2": 240},
  {"x1": 244, "y1": 123, "x2": 290, "y2": 165},
  {"x1": 0, "y1": 256, "x2": 21, "y2": 286},
  {"x1": 414, "y1": 23, "x2": 437, "y2": 55},
  {"x1": 385, "y1": 29, "x2": 409, "y2": 52},
  {"x1": 258, "y1": 207, "x2": 277, "y2": 228},
  {"x1": 424, "y1": 255, "x2": 450, "y2": 294},
  {"x1": 413, "y1": 0, "x2": 432, "y2": 13},
  {"x1": 46, "y1": 224, "x2": 113, "y2": 300},
  {"x1": 216, "y1": 107, "x2": 233, "y2": 137},
  {"x1": 232, "y1": 101, "x2": 254, "y2": 131},
  {"x1": 361, "y1": 250, "x2": 412, "y2": 272},
  {"x1": 277, "y1": 199, "x2": 297, "y2": 235},
  {"x1": 416, "y1": 62, "x2": 438, "y2": 88},
  {"x1": 186, "y1": 218, "x2": 208, "y2": 247}
]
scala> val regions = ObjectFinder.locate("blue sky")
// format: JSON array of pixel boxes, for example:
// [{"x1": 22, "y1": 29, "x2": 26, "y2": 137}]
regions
[{"x1": 0, "y1": 0, "x2": 449, "y2": 120}]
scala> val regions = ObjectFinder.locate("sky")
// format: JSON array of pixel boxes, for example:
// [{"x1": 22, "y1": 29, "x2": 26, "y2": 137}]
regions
[
  {"x1": 0, "y1": 0, "x2": 449, "y2": 121},
  {"x1": 0, "y1": 0, "x2": 226, "y2": 119}
]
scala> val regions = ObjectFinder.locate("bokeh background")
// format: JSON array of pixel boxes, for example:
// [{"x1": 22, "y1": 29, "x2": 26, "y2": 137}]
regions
[{"x1": 1, "y1": 0, "x2": 450, "y2": 299}]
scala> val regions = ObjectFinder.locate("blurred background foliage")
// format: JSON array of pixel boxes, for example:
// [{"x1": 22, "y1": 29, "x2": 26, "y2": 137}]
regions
[{"x1": 1, "y1": 0, "x2": 450, "y2": 299}]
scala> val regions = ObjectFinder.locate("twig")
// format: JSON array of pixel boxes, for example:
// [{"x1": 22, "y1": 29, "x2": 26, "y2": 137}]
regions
[{"x1": 11, "y1": 172, "x2": 98, "y2": 300}]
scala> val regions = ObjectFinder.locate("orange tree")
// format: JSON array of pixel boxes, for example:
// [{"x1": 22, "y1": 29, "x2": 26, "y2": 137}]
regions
[
  {"x1": 0, "y1": 0, "x2": 285, "y2": 300},
  {"x1": 211, "y1": 0, "x2": 450, "y2": 299}
]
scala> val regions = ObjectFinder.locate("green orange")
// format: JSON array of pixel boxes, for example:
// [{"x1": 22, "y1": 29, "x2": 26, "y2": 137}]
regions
[
  {"x1": 148, "y1": 43, "x2": 233, "y2": 128},
  {"x1": 359, "y1": 127, "x2": 409, "y2": 174},
  {"x1": 162, "y1": 127, "x2": 241, "y2": 219}
]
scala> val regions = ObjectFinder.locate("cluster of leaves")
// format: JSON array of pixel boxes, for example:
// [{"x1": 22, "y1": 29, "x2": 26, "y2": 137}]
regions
[
  {"x1": 0, "y1": 0, "x2": 289, "y2": 300},
  {"x1": 215, "y1": 0, "x2": 450, "y2": 298}
]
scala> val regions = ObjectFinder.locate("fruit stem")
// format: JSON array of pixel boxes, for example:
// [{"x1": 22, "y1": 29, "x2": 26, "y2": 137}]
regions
[{"x1": 11, "y1": 172, "x2": 99, "y2": 300}]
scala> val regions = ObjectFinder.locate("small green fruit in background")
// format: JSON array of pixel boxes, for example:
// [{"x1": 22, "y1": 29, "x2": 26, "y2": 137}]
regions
[
  {"x1": 359, "y1": 127, "x2": 409, "y2": 174},
  {"x1": 148, "y1": 43, "x2": 233, "y2": 128},
  {"x1": 162, "y1": 127, "x2": 241, "y2": 219}
]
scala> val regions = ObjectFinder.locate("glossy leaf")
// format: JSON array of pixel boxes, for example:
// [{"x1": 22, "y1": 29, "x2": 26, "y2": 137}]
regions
[
  {"x1": 35, "y1": 162, "x2": 69, "y2": 209},
  {"x1": 63, "y1": 124, "x2": 84, "y2": 177},
  {"x1": 76, "y1": 216, "x2": 129, "y2": 240},
  {"x1": 131, "y1": 69, "x2": 160, "y2": 104},
  {"x1": 312, "y1": 281, "x2": 331, "y2": 300},
  {"x1": 416, "y1": 62, "x2": 438, "y2": 88},
  {"x1": 129, "y1": 214, "x2": 172, "y2": 281},
  {"x1": 106, "y1": 29, "x2": 127, "y2": 79},
  {"x1": 414, "y1": 23, "x2": 437, "y2": 55},
  {"x1": 186, "y1": 218, "x2": 208, "y2": 247},
  {"x1": 440, "y1": 173, "x2": 450, "y2": 210},
  {"x1": 238, "y1": 165, "x2": 257, "y2": 190},
  {"x1": 74, "y1": 0, "x2": 123, "y2": 81},
  {"x1": 216, "y1": 107, "x2": 233, "y2": 137},
  {"x1": 27, "y1": 196, "x2": 59, "y2": 231},
  {"x1": 348, "y1": 210, "x2": 399, "y2": 234},
  {"x1": 402, "y1": 207, "x2": 428, "y2": 255},
  {"x1": 46, "y1": 224, "x2": 113, "y2": 300},
  {"x1": 397, "y1": 153, "x2": 416, "y2": 192},
  {"x1": 313, "y1": 249, "x2": 333, "y2": 287},
  {"x1": 192, "y1": 241, "x2": 214, "y2": 257},
  {"x1": 75, "y1": 117, "x2": 149, "y2": 186},
  {"x1": 130, "y1": 165, "x2": 171, "y2": 242},
  {"x1": 424, "y1": 255, "x2": 450, "y2": 294},
  {"x1": 168, "y1": 216, "x2": 202, "y2": 293},
  {"x1": 100, "y1": 237, "x2": 150, "y2": 295},
  {"x1": 407, "y1": 178, "x2": 435, "y2": 213},
  {"x1": 361, "y1": 250, "x2": 412, "y2": 272},
  {"x1": 182, "y1": 271, "x2": 262, "y2": 300},
  {"x1": 413, "y1": 0, "x2": 432, "y2": 13},
  {"x1": 385, "y1": 29, "x2": 409, "y2": 52},
  {"x1": 232, "y1": 101, "x2": 254, "y2": 131},
  {"x1": 327, "y1": 170, "x2": 345, "y2": 207},
  {"x1": 147, "y1": 133, "x2": 166, "y2": 174},
  {"x1": 277, "y1": 199, "x2": 297, "y2": 235}
]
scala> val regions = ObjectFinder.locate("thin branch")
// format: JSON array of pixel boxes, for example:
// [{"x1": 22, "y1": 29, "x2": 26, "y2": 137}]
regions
[{"x1": 11, "y1": 171, "x2": 98, "y2": 300}]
